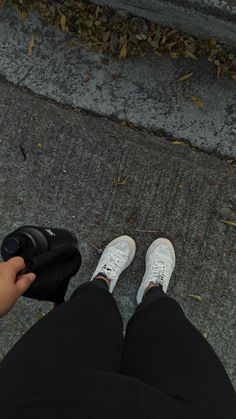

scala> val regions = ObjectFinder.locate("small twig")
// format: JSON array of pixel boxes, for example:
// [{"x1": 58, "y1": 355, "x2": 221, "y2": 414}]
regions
[
  {"x1": 19, "y1": 144, "x2": 27, "y2": 161},
  {"x1": 85, "y1": 42, "x2": 106, "y2": 46},
  {"x1": 68, "y1": 39, "x2": 91, "y2": 50},
  {"x1": 156, "y1": 197, "x2": 172, "y2": 209},
  {"x1": 109, "y1": 136, "x2": 121, "y2": 141},
  {"x1": 207, "y1": 287, "x2": 235, "y2": 298},
  {"x1": 108, "y1": 134, "x2": 120, "y2": 139},
  {"x1": 87, "y1": 239, "x2": 103, "y2": 253},
  {"x1": 31, "y1": 146, "x2": 42, "y2": 169},
  {"x1": 136, "y1": 196, "x2": 175, "y2": 233},
  {"x1": 209, "y1": 181, "x2": 226, "y2": 186},
  {"x1": 229, "y1": 201, "x2": 236, "y2": 215},
  {"x1": 136, "y1": 229, "x2": 160, "y2": 233},
  {"x1": 181, "y1": 121, "x2": 196, "y2": 131},
  {"x1": 77, "y1": 42, "x2": 91, "y2": 50},
  {"x1": 98, "y1": 75, "x2": 119, "y2": 89}
]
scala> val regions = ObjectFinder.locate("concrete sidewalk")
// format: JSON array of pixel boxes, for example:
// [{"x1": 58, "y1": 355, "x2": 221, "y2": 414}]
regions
[
  {"x1": 0, "y1": 79, "x2": 235, "y2": 386},
  {"x1": 0, "y1": 6, "x2": 236, "y2": 158}
]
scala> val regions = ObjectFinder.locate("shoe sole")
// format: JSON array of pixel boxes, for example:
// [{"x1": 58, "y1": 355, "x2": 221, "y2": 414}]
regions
[{"x1": 137, "y1": 238, "x2": 175, "y2": 304}]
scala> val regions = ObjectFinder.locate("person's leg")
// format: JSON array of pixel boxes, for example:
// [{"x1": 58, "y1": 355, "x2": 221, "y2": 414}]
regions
[
  {"x1": 1, "y1": 280, "x2": 123, "y2": 373},
  {"x1": 0, "y1": 235, "x2": 136, "y2": 375},
  {"x1": 122, "y1": 239, "x2": 236, "y2": 419}
]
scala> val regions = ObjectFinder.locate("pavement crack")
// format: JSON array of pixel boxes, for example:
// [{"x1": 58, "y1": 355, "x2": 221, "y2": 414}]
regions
[{"x1": 17, "y1": 67, "x2": 32, "y2": 86}]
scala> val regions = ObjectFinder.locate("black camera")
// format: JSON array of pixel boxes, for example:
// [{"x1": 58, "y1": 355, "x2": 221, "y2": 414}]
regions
[{"x1": 1, "y1": 226, "x2": 81, "y2": 305}]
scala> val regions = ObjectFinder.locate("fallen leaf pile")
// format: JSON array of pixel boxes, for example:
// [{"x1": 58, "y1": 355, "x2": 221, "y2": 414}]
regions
[{"x1": 10, "y1": 0, "x2": 236, "y2": 80}]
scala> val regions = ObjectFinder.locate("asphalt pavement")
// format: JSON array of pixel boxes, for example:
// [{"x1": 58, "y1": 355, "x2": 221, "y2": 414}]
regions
[{"x1": 0, "y1": 79, "x2": 235, "y2": 386}]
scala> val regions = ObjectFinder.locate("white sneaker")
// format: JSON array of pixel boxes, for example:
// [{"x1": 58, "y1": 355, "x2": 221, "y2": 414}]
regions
[
  {"x1": 91, "y1": 236, "x2": 136, "y2": 293},
  {"x1": 137, "y1": 238, "x2": 175, "y2": 304}
]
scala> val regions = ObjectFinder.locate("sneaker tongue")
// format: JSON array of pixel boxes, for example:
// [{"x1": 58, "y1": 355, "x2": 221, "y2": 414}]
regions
[
  {"x1": 102, "y1": 247, "x2": 128, "y2": 278},
  {"x1": 101, "y1": 263, "x2": 115, "y2": 278}
]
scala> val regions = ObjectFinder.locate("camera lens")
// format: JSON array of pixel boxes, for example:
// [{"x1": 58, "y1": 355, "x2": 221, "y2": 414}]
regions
[{"x1": 4, "y1": 237, "x2": 22, "y2": 255}]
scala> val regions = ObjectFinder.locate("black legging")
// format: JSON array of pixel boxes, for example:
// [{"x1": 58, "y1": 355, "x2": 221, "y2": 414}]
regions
[{"x1": 0, "y1": 280, "x2": 235, "y2": 419}]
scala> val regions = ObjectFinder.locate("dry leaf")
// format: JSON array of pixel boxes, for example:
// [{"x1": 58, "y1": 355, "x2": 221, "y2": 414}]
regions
[
  {"x1": 60, "y1": 14, "x2": 67, "y2": 32},
  {"x1": 190, "y1": 95, "x2": 206, "y2": 110},
  {"x1": 188, "y1": 294, "x2": 202, "y2": 301},
  {"x1": 184, "y1": 50, "x2": 198, "y2": 59},
  {"x1": 221, "y1": 220, "x2": 236, "y2": 228},
  {"x1": 103, "y1": 31, "x2": 110, "y2": 43},
  {"x1": 119, "y1": 42, "x2": 127, "y2": 59},
  {"x1": 28, "y1": 35, "x2": 35, "y2": 56},
  {"x1": 150, "y1": 25, "x2": 161, "y2": 49},
  {"x1": 176, "y1": 72, "x2": 193, "y2": 82},
  {"x1": 209, "y1": 38, "x2": 217, "y2": 48},
  {"x1": 113, "y1": 176, "x2": 127, "y2": 186},
  {"x1": 170, "y1": 52, "x2": 178, "y2": 59},
  {"x1": 110, "y1": 32, "x2": 119, "y2": 52},
  {"x1": 171, "y1": 140, "x2": 187, "y2": 145},
  {"x1": 216, "y1": 66, "x2": 222, "y2": 78},
  {"x1": 228, "y1": 53, "x2": 235, "y2": 61},
  {"x1": 20, "y1": 12, "x2": 28, "y2": 20},
  {"x1": 85, "y1": 19, "x2": 93, "y2": 28}
]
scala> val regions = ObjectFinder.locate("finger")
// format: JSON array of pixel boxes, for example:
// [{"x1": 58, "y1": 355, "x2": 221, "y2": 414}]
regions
[
  {"x1": 5, "y1": 256, "x2": 26, "y2": 275},
  {"x1": 15, "y1": 273, "x2": 36, "y2": 296}
]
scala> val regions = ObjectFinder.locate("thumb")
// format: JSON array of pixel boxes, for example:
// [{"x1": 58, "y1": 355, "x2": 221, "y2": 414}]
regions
[{"x1": 15, "y1": 273, "x2": 36, "y2": 295}]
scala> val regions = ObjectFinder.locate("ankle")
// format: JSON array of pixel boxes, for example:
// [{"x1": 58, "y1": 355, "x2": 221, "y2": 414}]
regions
[
  {"x1": 94, "y1": 274, "x2": 111, "y2": 288},
  {"x1": 145, "y1": 281, "x2": 159, "y2": 291},
  {"x1": 145, "y1": 281, "x2": 158, "y2": 294}
]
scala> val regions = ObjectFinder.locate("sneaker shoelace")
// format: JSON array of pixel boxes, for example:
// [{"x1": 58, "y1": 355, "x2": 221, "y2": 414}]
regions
[
  {"x1": 100, "y1": 249, "x2": 126, "y2": 280},
  {"x1": 147, "y1": 261, "x2": 170, "y2": 287}
]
